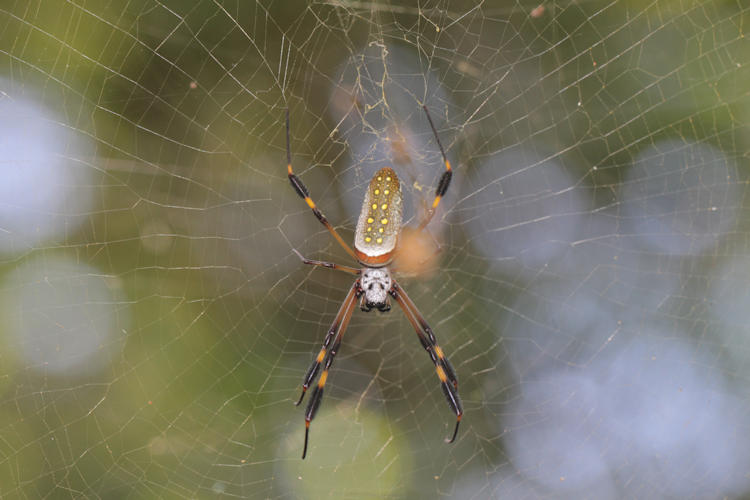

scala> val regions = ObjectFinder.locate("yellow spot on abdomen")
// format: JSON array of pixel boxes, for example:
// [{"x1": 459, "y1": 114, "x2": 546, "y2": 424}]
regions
[
  {"x1": 365, "y1": 236, "x2": 372, "y2": 242},
  {"x1": 372, "y1": 203, "x2": 378, "y2": 210},
  {"x1": 367, "y1": 217, "x2": 374, "y2": 224},
  {"x1": 376, "y1": 237, "x2": 383, "y2": 243},
  {"x1": 381, "y1": 218, "x2": 388, "y2": 225},
  {"x1": 381, "y1": 203, "x2": 388, "y2": 210}
]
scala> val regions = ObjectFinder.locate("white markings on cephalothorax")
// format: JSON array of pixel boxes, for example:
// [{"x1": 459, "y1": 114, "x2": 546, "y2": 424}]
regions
[{"x1": 361, "y1": 267, "x2": 392, "y2": 307}]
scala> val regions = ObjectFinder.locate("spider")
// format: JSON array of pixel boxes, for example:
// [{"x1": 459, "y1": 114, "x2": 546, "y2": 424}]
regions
[{"x1": 287, "y1": 106, "x2": 461, "y2": 459}]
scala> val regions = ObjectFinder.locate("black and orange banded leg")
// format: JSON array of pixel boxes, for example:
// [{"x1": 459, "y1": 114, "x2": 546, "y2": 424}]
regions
[
  {"x1": 393, "y1": 282, "x2": 458, "y2": 388},
  {"x1": 390, "y1": 281, "x2": 462, "y2": 443},
  {"x1": 286, "y1": 110, "x2": 359, "y2": 261},
  {"x1": 295, "y1": 281, "x2": 361, "y2": 407},
  {"x1": 418, "y1": 105, "x2": 453, "y2": 231},
  {"x1": 297, "y1": 280, "x2": 363, "y2": 459}
]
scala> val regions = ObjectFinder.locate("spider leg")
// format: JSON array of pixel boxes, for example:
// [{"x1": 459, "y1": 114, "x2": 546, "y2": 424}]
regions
[
  {"x1": 390, "y1": 281, "x2": 462, "y2": 443},
  {"x1": 286, "y1": 110, "x2": 359, "y2": 261},
  {"x1": 392, "y1": 282, "x2": 458, "y2": 388},
  {"x1": 292, "y1": 249, "x2": 361, "y2": 276},
  {"x1": 417, "y1": 105, "x2": 453, "y2": 232},
  {"x1": 295, "y1": 280, "x2": 361, "y2": 406},
  {"x1": 296, "y1": 280, "x2": 362, "y2": 459}
]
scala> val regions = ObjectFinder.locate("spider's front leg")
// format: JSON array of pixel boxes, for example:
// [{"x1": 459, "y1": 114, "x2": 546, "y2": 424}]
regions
[
  {"x1": 295, "y1": 280, "x2": 362, "y2": 459},
  {"x1": 390, "y1": 281, "x2": 462, "y2": 443}
]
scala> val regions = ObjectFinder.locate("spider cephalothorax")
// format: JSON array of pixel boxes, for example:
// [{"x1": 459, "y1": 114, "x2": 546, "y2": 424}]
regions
[
  {"x1": 286, "y1": 106, "x2": 461, "y2": 459},
  {"x1": 360, "y1": 267, "x2": 392, "y2": 312}
]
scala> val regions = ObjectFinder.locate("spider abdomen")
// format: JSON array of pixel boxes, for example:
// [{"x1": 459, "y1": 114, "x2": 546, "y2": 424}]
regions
[{"x1": 354, "y1": 167, "x2": 403, "y2": 266}]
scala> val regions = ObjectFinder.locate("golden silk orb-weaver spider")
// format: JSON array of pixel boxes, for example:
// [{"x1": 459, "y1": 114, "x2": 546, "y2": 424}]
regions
[{"x1": 287, "y1": 106, "x2": 461, "y2": 459}]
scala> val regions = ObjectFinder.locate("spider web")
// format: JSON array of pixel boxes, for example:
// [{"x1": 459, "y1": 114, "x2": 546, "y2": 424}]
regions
[{"x1": 1, "y1": 1, "x2": 749, "y2": 498}]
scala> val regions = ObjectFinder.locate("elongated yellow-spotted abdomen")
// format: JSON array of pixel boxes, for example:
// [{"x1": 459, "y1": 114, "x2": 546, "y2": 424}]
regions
[{"x1": 354, "y1": 167, "x2": 402, "y2": 266}]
